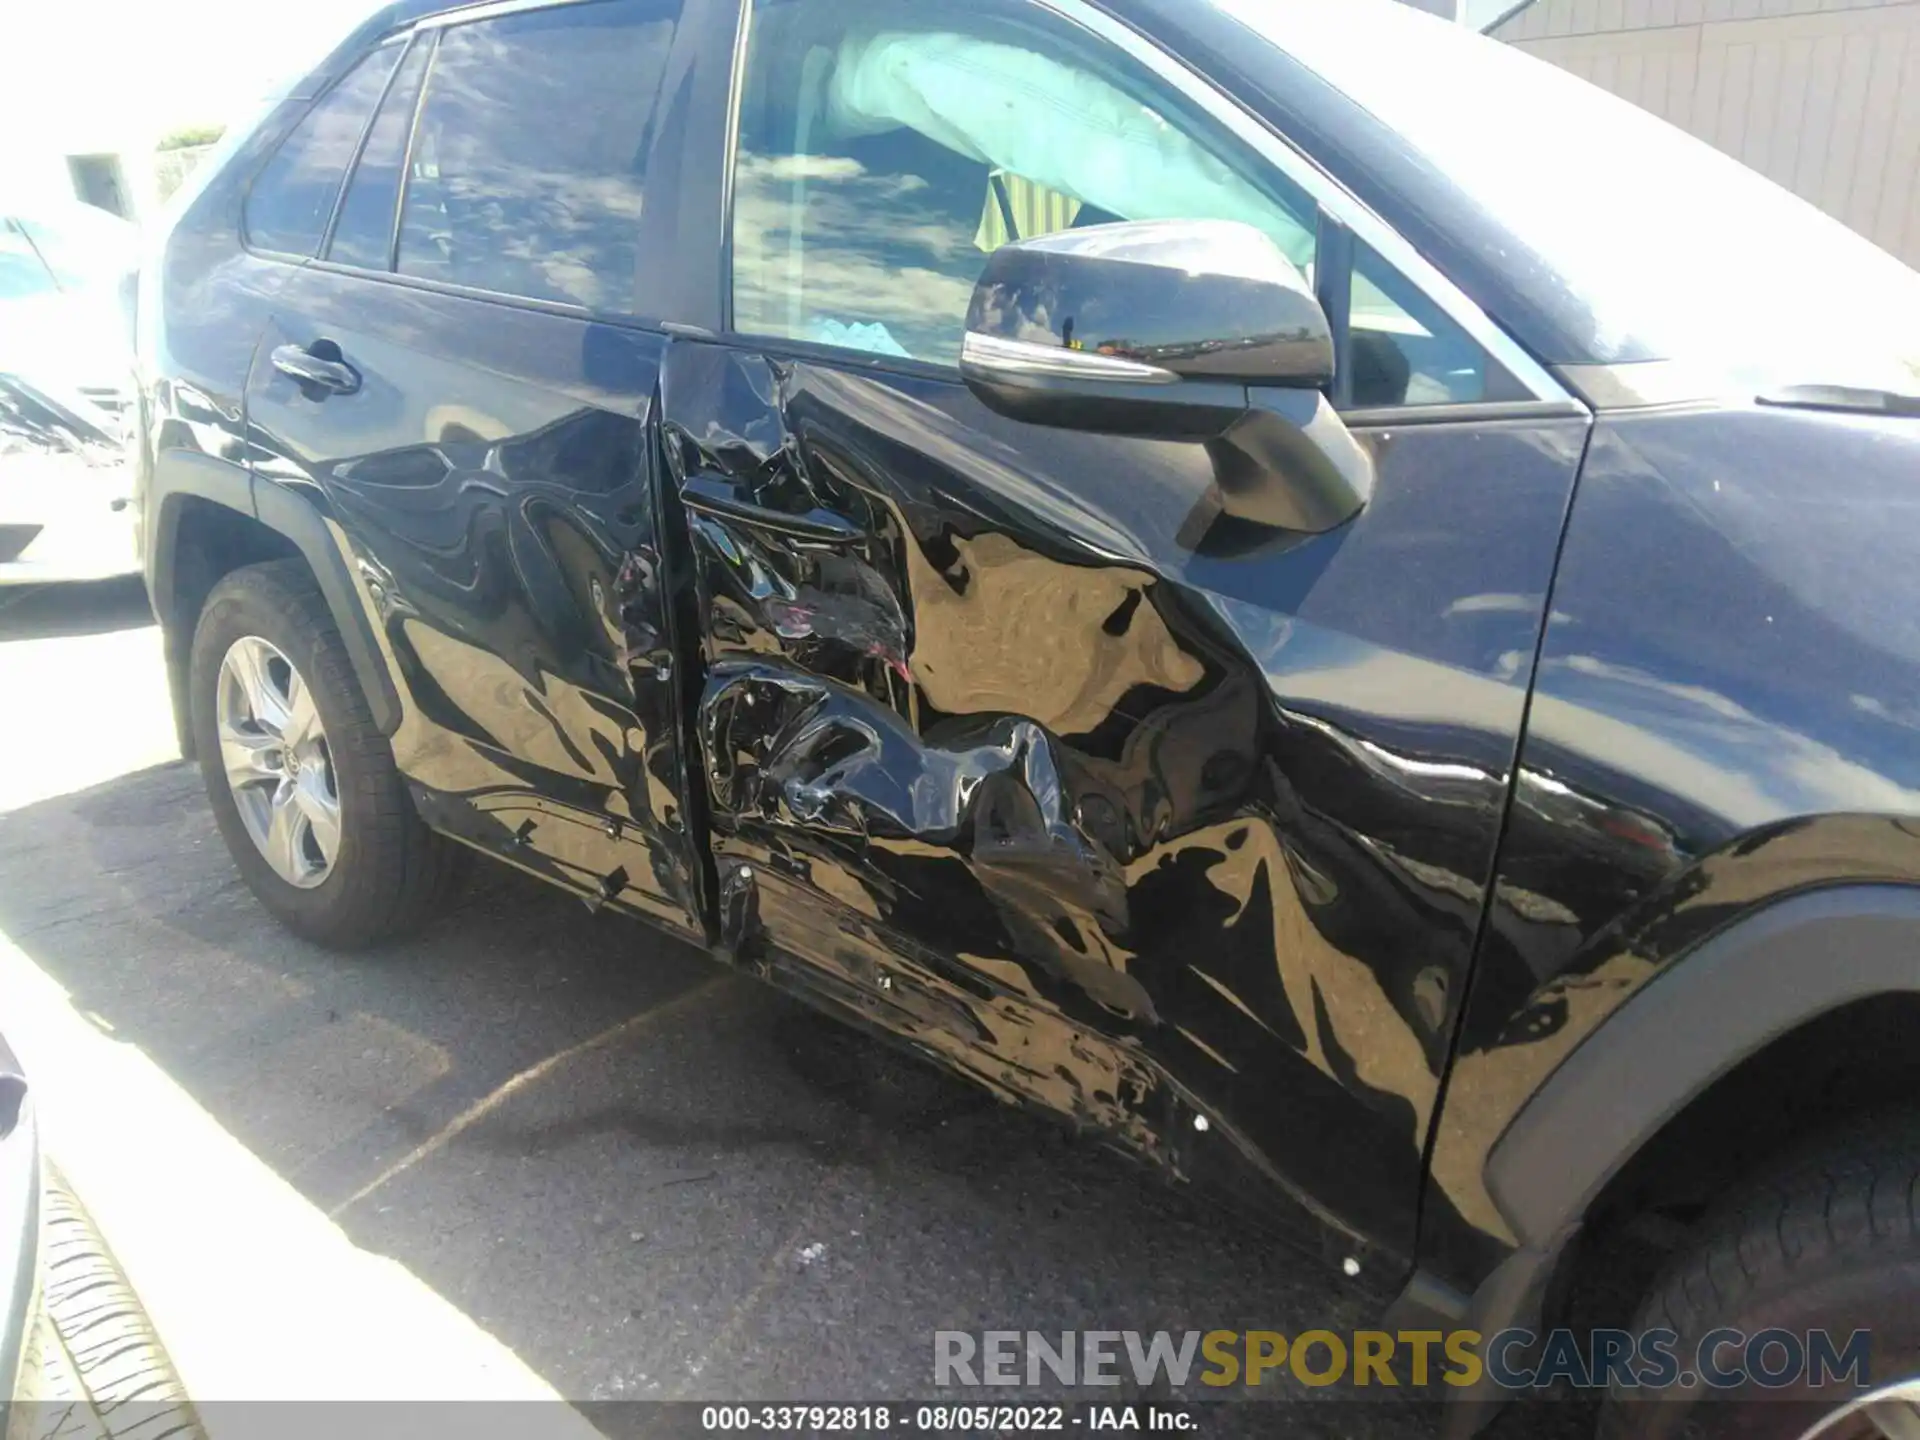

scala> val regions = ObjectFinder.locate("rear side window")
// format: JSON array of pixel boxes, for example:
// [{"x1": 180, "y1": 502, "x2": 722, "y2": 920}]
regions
[
  {"x1": 327, "y1": 38, "x2": 433, "y2": 270},
  {"x1": 244, "y1": 45, "x2": 402, "y2": 257},
  {"x1": 395, "y1": 0, "x2": 679, "y2": 311}
]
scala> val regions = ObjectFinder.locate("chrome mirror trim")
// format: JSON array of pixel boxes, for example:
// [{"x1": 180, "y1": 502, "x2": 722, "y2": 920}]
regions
[{"x1": 960, "y1": 332, "x2": 1180, "y2": 385}]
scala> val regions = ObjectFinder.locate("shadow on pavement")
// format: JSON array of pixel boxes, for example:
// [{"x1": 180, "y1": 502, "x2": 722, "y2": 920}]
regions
[{"x1": 0, "y1": 576, "x2": 152, "y2": 642}]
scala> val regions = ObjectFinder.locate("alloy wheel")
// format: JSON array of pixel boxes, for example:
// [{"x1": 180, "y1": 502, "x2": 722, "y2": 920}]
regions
[
  {"x1": 215, "y1": 635, "x2": 340, "y2": 889},
  {"x1": 1797, "y1": 1381, "x2": 1920, "y2": 1440}
]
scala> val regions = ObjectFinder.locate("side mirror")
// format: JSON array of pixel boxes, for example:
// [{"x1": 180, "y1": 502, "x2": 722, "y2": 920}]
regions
[{"x1": 960, "y1": 219, "x2": 1371, "y2": 534}]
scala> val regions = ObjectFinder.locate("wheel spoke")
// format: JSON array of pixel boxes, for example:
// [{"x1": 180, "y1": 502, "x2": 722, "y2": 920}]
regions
[
  {"x1": 217, "y1": 634, "x2": 339, "y2": 890},
  {"x1": 289, "y1": 768, "x2": 341, "y2": 868},
  {"x1": 263, "y1": 788, "x2": 311, "y2": 882},
  {"x1": 218, "y1": 725, "x2": 281, "y2": 793},
  {"x1": 281, "y1": 667, "x2": 321, "y2": 752},
  {"x1": 225, "y1": 638, "x2": 291, "y2": 736},
  {"x1": 1868, "y1": 1399, "x2": 1920, "y2": 1440},
  {"x1": 1798, "y1": 1385, "x2": 1920, "y2": 1440}
]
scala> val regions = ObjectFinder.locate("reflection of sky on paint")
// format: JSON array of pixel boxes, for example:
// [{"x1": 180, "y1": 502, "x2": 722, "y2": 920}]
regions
[
  {"x1": 1214, "y1": 0, "x2": 1920, "y2": 386},
  {"x1": 1, "y1": 0, "x2": 384, "y2": 146}
]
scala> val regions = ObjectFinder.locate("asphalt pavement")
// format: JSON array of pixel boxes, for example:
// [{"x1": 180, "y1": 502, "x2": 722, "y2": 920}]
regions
[{"x1": 0, "y1": 578, "x2": 1579, "y2": 1439}]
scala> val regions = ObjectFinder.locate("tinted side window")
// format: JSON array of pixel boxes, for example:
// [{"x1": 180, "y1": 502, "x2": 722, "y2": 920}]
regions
[
  {"x1": 395, "y1": 0, "x2": 679, "y2": 310},
  {"x1": 729, "y1": 0, "x2": 1317, "y2": 367},
  {"x1": 244, "y1": 46, "x2": 402, "y2": 257},
  {"x1": 328, "y1": 38, "x2": 433, "y2": 271},
  {"x1": 1348, "y1": 239, "x2": 1524, "y2": 407}
]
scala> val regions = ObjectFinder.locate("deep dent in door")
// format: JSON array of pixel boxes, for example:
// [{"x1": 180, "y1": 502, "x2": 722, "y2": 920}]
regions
[{"x1": 661, "y1": 340, "x2": 1587, "y2": 1264}]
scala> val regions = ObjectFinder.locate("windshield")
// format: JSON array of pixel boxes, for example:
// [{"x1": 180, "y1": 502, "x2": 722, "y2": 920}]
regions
[
  {"x1": 7, "y1": 204, "x2": 137, "y2": 294},
  {"x1": 0, "y1": 225, "x2": 59, "y2": 302},
  {"x1": 1211, "y1": 0, "x2": 1920, "y2": 394}
]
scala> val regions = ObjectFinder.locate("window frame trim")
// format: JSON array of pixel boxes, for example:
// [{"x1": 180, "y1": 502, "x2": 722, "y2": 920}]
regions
[
  {"x1": 716, "y1": 0, "x2": 1578, "y2": 415},
  {"x1": 411, "y1": 0, "x2": 621, "y2": 30},
  {"x1": 293, "y1": 252, "x2": 665, "y2": 330},
  {"x1": 239, "y1": 38, "x2": 407, "y2": 264},
  {"x1": 319, "y1": 30, "x2": 429, "y2": 266},
  {"x1": 387, "y1": 27, "x2": 443, "y2": 273}
]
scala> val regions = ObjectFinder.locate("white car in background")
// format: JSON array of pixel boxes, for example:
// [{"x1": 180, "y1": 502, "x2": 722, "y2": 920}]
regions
[{"x1": 0, "y1": 202, "x2": 140, "y2": 585}]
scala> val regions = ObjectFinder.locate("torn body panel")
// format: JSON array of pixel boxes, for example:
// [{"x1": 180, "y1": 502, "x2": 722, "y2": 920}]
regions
[{"x1": 661, "y1": 338, "x2": 1587, "y2": 1268}]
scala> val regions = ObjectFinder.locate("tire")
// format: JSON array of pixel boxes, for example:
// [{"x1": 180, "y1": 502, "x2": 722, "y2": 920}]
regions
[
  {"x1": 14, "y1": 1163, "x2": 205, "y2": 1440},
  {"x1": 188, "y1": 558, "x2": 466, "y2": 947},
  {"x1": 1600, "y1": 1113, "x2": 1920, "y2": 1440}
]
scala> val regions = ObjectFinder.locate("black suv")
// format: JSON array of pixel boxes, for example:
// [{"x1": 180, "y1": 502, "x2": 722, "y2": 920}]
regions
[{"x1": 136, "y1": 0, "x2": 1920, "y2": 1432}]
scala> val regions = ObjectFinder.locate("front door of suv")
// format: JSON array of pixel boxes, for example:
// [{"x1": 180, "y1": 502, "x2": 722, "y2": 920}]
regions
[
  {"x1": 658, "y1": 0, "x2": 1591, "y2": 1262},
  {"x1": 244, "y1": 0, "x2": 710, "y2": 940}
]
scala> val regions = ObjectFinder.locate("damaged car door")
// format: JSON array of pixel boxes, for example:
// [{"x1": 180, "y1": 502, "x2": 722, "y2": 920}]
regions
[
  {"x1": 661, "y1": 0, "x2": 1590, "y2": 1266},
  {"x1": 243, "y1": 0, "x2": 710, "y2": 936}
]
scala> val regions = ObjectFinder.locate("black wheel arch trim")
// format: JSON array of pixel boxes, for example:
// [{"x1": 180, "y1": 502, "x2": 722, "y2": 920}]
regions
[
  {"x1": 144, "y1": 450, "x2": 254, "y2": 643},
  {"x1": 1485, "y1": 883, "x2": 1920, "y2": 1249},
  {"x1": 147, "y1": 450, "x2": 402, "y2": 748},
  {"x1": 248, "y1": 479, "x2": 401, "y2": 738},
  {"x1": 1411, "y1": 883, "x2": 1920, "y2": 1437}
]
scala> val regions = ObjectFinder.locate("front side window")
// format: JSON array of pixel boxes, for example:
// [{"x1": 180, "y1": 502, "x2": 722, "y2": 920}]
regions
[
  {"x1": 729, "y1": 0, "x2": 1317, "y2": 368},
  {"x1": 1350, "y1": 239, "x2": 1522, "y2": 407},
  {"x1": 728, "y1": 0, "x2": 1513, "y2": 409},
  {"x1": 244, "y1": 45, "x2": 402, "y2": 257},
  {"x1": 394, "y1": 0, "x2": 680, "y2": 310}
]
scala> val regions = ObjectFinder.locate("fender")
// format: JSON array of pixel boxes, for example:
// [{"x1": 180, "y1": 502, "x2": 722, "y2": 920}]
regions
[
  {"x1": 147, "y1": 450, "x2": 401, "y2": 751},
  {"x1": 1484, "y1": 883, "x2": 1920, "y2": 1249},
  {"x1": 1419, "y1": 884, "x2": 1920, "y2": 1436}
]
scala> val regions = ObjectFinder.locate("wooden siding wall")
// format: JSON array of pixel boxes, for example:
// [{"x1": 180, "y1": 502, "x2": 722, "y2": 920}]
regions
[{"x1": 1494, "y1": 0, "x2": 1920, "y2": 266}]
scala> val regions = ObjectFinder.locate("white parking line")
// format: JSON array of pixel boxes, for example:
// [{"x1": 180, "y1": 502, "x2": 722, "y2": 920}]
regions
[
  {"x1": 0, "y1": 926, "x2": 607, "y2": 1436},
  {"x1": 329, "y1": 974, "x2": 732, "y2": 1218}
]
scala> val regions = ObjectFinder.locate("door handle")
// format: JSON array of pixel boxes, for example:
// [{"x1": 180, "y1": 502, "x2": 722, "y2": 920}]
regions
[{"x1": 270, "y1": 342, "x2": 360, "y2": 396}]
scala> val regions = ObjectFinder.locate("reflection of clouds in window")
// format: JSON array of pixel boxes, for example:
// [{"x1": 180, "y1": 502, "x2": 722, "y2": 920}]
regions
[
  {"x1": 730, "y1": 4, "x2": 1319, "y2": 368},
  {"x1": 245, "y1": 47, "x2": 400, "y2": 256},
  {"x1": 732, "y1": 151, "x2": 980, "y2": 363},
  {"x1": 397, "y1": 5, "x2": 673, "y2": 311}
]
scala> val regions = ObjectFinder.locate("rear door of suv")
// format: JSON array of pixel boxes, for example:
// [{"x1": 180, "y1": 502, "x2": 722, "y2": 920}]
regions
[{"x1": 241, "y1": 0, "x2": 711, "y2": 940}]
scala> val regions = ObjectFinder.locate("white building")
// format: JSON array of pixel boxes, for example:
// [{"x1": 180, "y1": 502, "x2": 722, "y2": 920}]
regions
[
  {"x1": 1485, "y1": 0, "x2": 1920, "y2": 269},
  {"x1": 0, "y1": 0, "x2": 374, "y2": 220}
]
